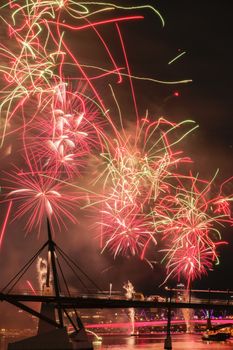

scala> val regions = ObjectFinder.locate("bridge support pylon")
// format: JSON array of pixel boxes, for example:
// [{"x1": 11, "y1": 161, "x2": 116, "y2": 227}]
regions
[
  {"x1": 164, "y1": 336, "x2": 172, "y2": 350},
  {"x1": 37, "y1": 302, "x2": 57, "y2": 335},
  {"x1": 7, "y1": 301, "x2": 73, "y2": 350},
  {"x1": 207, "y1": 316, "x2": 212, "y2": 330},
  {"x1": 164, "y1": 304, "x2": 172, "y2": 349}
]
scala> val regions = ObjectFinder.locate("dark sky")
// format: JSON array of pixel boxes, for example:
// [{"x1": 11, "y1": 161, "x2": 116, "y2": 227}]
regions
[{"x1": 0, "y1": 1, "x2": 233, "y2": 312}]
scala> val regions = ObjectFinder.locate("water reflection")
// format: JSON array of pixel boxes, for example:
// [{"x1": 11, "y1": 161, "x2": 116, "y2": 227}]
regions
[
  {"x1": 93, "y1": 334, "x2": 233, "y2": 349},
  {"x1": 1, "y1": 334, "x2": 233, "y2": 350},
  {"x1": 126, "y1": 335, "x2": 135, "y2": 347}
]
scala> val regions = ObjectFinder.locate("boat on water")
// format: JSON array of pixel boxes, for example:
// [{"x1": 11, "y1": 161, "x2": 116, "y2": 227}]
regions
[{"x1": 202, "y1": 323, "x2": 232, "y2": 341}]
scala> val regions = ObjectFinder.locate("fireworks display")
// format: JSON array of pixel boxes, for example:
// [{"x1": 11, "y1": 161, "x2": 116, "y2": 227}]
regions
[
  {"x1": 157, "y1": 176, "x2": 231, "y2": 286},
  {"x1": 3, "y1": 161, "x2": 78, "y2": 233},
  {"x1": 0, "y1": 0, "x2": 232, "y2": 288}
]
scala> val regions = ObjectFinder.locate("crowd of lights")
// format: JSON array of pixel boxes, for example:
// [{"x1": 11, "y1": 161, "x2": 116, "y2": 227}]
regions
[{"x1": 0, "y1": 0, "x2": 232, "y2": 288}]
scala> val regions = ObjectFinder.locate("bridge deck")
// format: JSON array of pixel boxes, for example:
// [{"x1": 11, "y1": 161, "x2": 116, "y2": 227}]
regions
[{"x1": 1, "y1": 293, "x2": 233, "y2": 310}]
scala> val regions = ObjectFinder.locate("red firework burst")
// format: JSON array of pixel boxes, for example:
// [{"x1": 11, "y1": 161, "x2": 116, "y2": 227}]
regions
[
  {"x1": 100, "y1": 189, "x2": 157, "y2": 258},
  {"x1": 156, "y1": 175, "x2": 233, "y2": 286},
  {"x1": 2, "y1": 161, "x2": 79, "y2": 234},
  {"x1": 24, "y1": 82, "x2": 104, "y2": 178}
]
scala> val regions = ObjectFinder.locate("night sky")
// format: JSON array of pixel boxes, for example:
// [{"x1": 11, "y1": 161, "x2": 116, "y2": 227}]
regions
[{"x1": 0, "y1": 1, "x2": 233, "y2": 319}]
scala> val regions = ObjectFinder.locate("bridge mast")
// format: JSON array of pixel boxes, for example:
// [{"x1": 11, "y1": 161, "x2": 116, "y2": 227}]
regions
[{"x1": 46, "y1": 218, "x2": 64, "y2": 328}]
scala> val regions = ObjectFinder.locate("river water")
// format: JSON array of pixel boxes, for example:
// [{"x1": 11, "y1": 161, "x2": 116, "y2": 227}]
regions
[
  {"x1": 93, "y1": 334, "x2": 233, "y2": 349},
  {"x1": 1, "y1": 333, "x2": 233, "y2": 349}
]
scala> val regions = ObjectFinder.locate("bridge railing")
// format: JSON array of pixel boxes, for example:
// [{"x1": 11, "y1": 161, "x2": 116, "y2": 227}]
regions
[
  {"x1": 5, "y1": 289, "x2": 125, "y2": 299},
  {"x1": 165, "y1": 288, "x2": 233, "y2": 306},
  {"x1": 3, "y1": 288, "x2": 233, "y2": 307}
]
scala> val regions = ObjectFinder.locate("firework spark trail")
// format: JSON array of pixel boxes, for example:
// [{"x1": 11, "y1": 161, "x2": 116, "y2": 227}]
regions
[
  {"x1": 0, "y1": 1, "x2": 63, "y2": 144},
  {"x1": 26, "y1": 280, "x2": 37, "y2": 295},
  {"x1": 0, "y1": 200, "x2": 12, "y2": 247}
]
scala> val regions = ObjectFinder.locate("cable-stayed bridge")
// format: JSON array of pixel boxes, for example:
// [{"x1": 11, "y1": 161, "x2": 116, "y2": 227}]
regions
[{"x1": 1, "y1": 220, "x2": 232, "y2": 349}]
